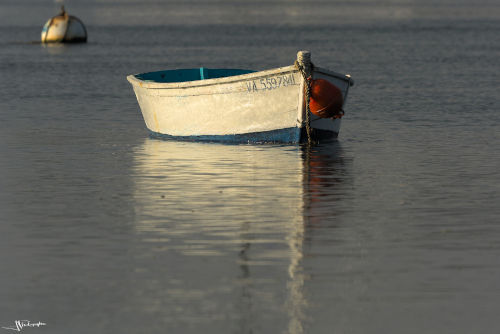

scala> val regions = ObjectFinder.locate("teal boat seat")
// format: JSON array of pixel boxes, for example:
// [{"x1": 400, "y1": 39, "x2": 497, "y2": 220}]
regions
[{"x1": 135, "y1": 68, "x2": 255, "y2": 83}]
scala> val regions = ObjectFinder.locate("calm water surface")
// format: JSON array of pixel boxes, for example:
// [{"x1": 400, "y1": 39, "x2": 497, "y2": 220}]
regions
[{"x1": 1, "y1": 1, "x2": 499, "y2": 333}]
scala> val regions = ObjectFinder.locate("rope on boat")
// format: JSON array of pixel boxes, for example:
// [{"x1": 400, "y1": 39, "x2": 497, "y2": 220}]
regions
[{"x1": 295, "y1": 51, "x2": 315, "y2": 145}]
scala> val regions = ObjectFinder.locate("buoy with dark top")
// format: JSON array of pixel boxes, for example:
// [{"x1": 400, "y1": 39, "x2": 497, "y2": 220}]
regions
[
  {"x1": 41, "y1": 6, "x2": 87, "y2": 43},
  {"x1": 309, "y1": 79, "x2": 344, "y2": 118}
]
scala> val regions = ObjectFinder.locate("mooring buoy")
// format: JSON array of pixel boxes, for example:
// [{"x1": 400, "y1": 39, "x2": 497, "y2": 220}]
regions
[{"x1": 41, "y1": 6, "x2": 87, "y2": 43}]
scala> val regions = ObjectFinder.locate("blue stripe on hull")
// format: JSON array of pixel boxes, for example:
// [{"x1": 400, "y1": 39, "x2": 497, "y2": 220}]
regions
[{"x1": 149, "y1": 127, "x2": 338, "y2": 144}]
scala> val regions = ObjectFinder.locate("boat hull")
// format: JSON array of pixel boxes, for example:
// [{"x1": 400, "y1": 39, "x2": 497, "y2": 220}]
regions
[
  {"x1": 128, "y1": 65, "x2": 352, "y2": 144},
  {"x1": 149, "y1": 126, "x2": 341, "y2": 144}
]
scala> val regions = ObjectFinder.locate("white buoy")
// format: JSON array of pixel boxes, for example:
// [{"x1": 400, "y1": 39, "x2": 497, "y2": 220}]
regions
[{"x1": 41, "y1": 6, "x2": 87, "y2": 43}]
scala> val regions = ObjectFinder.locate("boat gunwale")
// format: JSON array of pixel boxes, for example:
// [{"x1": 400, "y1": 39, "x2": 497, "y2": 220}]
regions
[{"x1": 126, "y1": 65, "x2": 352, "y2": 90}]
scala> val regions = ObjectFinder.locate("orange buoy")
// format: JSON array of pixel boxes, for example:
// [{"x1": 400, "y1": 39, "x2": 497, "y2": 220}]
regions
[{"x1": 309, "y1": 79, "x2": 344, "y2": 118}]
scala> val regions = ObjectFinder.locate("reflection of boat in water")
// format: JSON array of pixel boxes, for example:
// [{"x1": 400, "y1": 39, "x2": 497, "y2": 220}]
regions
[
  {"x1": 132, "y1": 139, "x2": 304, "y2": 229},
  {"x1": 302, "y1": 143, "x2": 348, "y2": 201},
  {"x1": 41, "y1": 6, "x2": 87, "y2": 43},
  {"x1": 130, "y1": 139, "x2": 348, "y2": 332},
  {"x1": 301, "y1": 142, "x2": 350, "y2": 228},
  {"x1": 127, "y1": 51, "x2": 353, "y2": 144}
]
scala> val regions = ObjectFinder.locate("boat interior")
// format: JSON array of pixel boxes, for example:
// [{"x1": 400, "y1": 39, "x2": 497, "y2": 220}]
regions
[{"x1": 135, "y1": 68, "x2": 256, "y2": 83}]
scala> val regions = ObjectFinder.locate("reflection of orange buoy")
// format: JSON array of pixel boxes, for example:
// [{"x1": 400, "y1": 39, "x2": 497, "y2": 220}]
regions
[{"x1": 309, "y1": 79, "x2": 344, "y2": 118}]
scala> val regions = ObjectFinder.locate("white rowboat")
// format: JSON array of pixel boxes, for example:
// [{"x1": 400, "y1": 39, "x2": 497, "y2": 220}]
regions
[{"x1": 127, "y1": 51, "x2": 353, "y2": 144}]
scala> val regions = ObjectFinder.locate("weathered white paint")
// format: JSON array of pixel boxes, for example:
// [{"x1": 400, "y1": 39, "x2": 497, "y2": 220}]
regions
[{"x1": 127, "y1": 63, "x2": 353, "y2": 139}]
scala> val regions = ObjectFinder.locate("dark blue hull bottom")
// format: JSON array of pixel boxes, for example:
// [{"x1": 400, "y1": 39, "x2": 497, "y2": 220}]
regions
[{"x1": 149, "y1": 127, "x2": 338, "y2": 144}]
